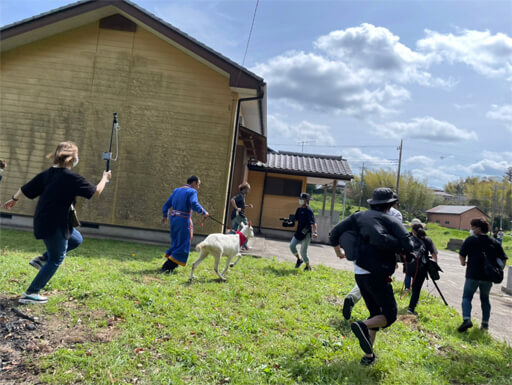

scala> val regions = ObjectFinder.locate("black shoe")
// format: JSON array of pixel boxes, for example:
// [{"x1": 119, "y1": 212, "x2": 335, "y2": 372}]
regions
[
  {"x1": 161, "y1": 259, "x2": 178, "y2": 273},
  {"x1": 343, "y1": 296, "x2": 355, "y2": 320},
  {"x1": 351, "y1": 321, "x2": 373, "y2": 355},
  {"x1": 295, "y1": 259, "x2": 304, "y2": 268},
  {"x1": 457, "y1": 319, "x2": 473, "y2": 332},
  {"x1": 481, "y1": 322, "x2": 489, "y2": 330},
  {"x1": 407, "y1": 308, "x2": 418, "y2": 316},
  {"x1": 360, "y1": 354, "x2": 376, "y2": 366},
  {"x1": 304, "y1": 265, "x2": 312, "y2": 271}
]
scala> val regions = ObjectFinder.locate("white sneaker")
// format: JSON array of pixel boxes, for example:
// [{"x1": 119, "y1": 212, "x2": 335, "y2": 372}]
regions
[{"x1": 19, "y1": 292, "x2": 48, "y2": 304}]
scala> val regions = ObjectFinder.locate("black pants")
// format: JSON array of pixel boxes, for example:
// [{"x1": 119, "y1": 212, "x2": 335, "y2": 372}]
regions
[
  {"x1": 355, "y1": 273, "x2": 397, "y2": 328},
  {"x1": 408, "y1": 265, "x2": 428, "y2": 311}
]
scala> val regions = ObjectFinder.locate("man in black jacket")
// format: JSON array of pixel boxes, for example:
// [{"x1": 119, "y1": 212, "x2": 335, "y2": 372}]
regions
[
  {"x1": 458, "y1": 217, "x2": 508, "y2": 332},
  {"x1": 330, "y1": 187, "x2": 414, "y2": 365}
]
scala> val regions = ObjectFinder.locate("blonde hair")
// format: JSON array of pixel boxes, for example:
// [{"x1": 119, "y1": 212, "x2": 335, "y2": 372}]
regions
[
  {"x1": 47, "y1": 141, "x2": 78, "y2": 167},
  {"x1": 239, "y1": 182, "x2": 250, "y2": 191}
]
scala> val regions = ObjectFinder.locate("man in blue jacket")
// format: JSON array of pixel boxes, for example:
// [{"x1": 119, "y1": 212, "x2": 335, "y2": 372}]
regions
[
  {"x1": 330, "y1": 187, "x2": 413, "y2": 365},
  {"x1": 161, "y1": 176, "x2": 209, "y2": 273}
]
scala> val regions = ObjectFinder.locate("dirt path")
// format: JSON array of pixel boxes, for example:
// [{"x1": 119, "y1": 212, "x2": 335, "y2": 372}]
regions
[{"x1": 247, "y1": 236, "x2": 512, "y2": 346}]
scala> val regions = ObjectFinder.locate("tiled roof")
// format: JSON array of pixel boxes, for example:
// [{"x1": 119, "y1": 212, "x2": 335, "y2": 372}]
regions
[
  {"x1": 426, "y1": 205, "x2": 481, "y2": 214},
  {"x1": 249, "y1": 150, "x2": 353, "y2": 180}
]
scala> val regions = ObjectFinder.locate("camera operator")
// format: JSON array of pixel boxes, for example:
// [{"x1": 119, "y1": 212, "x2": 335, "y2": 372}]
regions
[{"x1": 329, "y1": 187, "x2": 413, "y2": 365}]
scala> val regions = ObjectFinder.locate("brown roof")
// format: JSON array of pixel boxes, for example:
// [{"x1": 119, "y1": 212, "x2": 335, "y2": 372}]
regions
[
  {"x1": 426, "y1": 205, "x2": 488, "y2": 216},
  {"x1": 0, "y1": 0, "x2": 264, "y2": 91},
  {"x1": 249, "y1": 150, "x2": 353, "y2": 180}
]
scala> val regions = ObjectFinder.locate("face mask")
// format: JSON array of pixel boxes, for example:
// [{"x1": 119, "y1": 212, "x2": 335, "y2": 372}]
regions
[
  {"x1": 469, "y1": 229, "x2": 474, "y2": 236},
  {"x1": 73, "y1": 157, "x2": 79, "y2": 167},
  {"x1": 299, "y1": 199, "x2": 305, "y2": 205}
]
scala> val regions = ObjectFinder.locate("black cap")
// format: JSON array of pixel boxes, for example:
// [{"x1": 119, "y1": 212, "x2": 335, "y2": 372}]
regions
[
  {"x1": 299, "y1": 193, "x2": 310, "y2": 200},
  {"x1": 367, "y1": 187, "x2": 398, "y2": 205}
]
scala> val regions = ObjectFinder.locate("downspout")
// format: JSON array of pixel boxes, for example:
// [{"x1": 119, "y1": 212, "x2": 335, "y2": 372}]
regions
[
  {"x1": 224, "y1": 88, "x2": 264, "y2": 233},
  {"x1": 258, "y1": 171, "x2": 268, "y2": 234}
]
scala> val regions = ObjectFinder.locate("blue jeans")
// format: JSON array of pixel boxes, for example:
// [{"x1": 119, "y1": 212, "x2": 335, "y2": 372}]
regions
[
  {"x1": 289, "y1": 233, "x2": 311, "y2": 263},
  {"x1": 462, "y1": 278, "x2": 492, "y2": 323},
  {"x1": 27, "y1": 228, "x2": 83, "y2": 294}
]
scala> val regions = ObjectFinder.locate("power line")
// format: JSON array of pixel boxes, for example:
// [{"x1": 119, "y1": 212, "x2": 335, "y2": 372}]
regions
[{"x1": 241, "y1": 0, "x2": 259, "y2": 66}]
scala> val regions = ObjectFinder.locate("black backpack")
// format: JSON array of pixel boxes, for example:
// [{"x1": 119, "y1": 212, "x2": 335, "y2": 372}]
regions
[{"x1": 482, "y1": 237, "x2": 505, "y2": 284}]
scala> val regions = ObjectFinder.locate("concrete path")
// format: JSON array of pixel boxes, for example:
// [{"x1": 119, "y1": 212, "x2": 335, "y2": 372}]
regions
[{"x1": 246, "y1": 236, "x2": 512, "y2": 346}]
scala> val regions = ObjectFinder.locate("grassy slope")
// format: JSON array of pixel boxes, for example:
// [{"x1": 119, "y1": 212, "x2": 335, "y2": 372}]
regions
[{"x1": 1, "y1": 229, "x2": 511, "y2": 385}]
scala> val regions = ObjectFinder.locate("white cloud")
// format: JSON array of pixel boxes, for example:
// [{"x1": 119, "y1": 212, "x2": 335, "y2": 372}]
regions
[
  {"x1": 254, "y1": 51, "x2": 410, "y2": 118},
  {"x1": 373, "y1": 116, "x2": 478, "y2": 142},
  {"x1": 486, "y1": 104, "x2": 512, "y2": 131},
  {"x1": 417, "y1": 29, "x2": 512, "y2": 79},
  {"x1": 468, "y1": 159, "x2": 511, "y2": 175},
  {"x1": 409, "y1": 167, "x2": 459, "y2": 187},
  {"x1": 313, "y1": 23, "x2": 452, "y2": 87},
  {"x1": 341, "y1": 148, "x2": 397, "y2": 168},
  {"x1": 268, "y1": 114, "x2": 335, "y2": 146},
  {"x1": 405, "y1": 155, "x2": 435, "y2": 167}
]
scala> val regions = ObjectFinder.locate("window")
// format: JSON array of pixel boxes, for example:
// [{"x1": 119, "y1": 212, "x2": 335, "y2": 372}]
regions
[
  {"x1": 436, "y1": 220, "x2": 440, "y2": 223},
  {"x1": 264, "y1": 177, "x2": 302, "y2": 197},
  {"x1": 445, "y1": 221, "x2": 450, "y2": 225}
]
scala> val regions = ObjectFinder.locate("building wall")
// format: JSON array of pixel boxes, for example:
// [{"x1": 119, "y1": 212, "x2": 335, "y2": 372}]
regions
[
  {"x1": 247, "y1": 171, "x2": 306, "y2": 231},
  {"x1": 427, "y1": 213, "x2": 461, "y2": 229},
  {"x1": 427, "y1": 208, "x2": 486, "y2": 230},
  {"x1": 0, "y1": 20, "x2": 238, "y2": 234},
  {"x1": 460, "y1": 208, "x2": 488, "y2": 230}
]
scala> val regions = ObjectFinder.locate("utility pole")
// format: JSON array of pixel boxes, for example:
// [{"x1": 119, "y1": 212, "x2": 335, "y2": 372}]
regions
[
  {"x1": 395, "y1": 139, "x2": 403, "y2": 195},
  {"x1": 499, "y1": 182, "x2": 506, "y2": 229},
  {"x1": 358, "y1": 162, "x2": 365, "y2": 211},
  {"x1": 491, "y1": 183, "x2": 498, "y2": 230}
]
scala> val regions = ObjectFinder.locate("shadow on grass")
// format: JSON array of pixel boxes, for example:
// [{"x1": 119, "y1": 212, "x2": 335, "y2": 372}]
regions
[
  {"x1": 280, "y1": 349, "x2": 383, "y2": 385},
  {"x1": 262, "y1": 265, "x2": 299, "y2": 276}
]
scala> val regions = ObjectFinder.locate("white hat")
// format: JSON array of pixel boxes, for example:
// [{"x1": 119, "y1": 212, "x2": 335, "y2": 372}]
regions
[{"x1": 411, "y1": 218, "x2": 424, "y2": 226}]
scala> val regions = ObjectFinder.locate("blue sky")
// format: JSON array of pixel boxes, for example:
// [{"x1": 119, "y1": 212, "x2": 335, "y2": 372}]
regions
[{"x1": 1, "y1": 0, "x2": 511, "y2": 188}]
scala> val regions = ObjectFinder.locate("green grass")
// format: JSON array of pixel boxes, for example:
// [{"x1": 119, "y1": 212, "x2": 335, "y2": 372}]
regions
[{"x1": 1, "y1": 229, "x2": 511, "y2": 385}]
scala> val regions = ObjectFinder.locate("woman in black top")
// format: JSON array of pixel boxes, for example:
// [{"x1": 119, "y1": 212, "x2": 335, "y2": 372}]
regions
[
  {"x1": 4, "y1": 141, "x2": 111, "y2": 304},
  {"x1": 406, "y1": 223, "x2": 438, "y2": 315}
]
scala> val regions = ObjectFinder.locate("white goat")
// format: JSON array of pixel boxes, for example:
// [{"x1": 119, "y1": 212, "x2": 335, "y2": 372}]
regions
[{"x1": 189, "y1": 222, "x2": 254, "y2": 282}]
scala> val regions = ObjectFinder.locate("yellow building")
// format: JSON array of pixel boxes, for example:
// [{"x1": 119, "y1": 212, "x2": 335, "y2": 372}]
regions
[{"x1": 0, "y1": 0, "x2": 266, "y2": 242}]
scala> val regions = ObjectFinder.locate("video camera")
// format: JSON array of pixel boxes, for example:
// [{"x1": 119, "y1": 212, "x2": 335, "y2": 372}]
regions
[{"x1": 279, "y1": 214, "x2": 296, "y2": 228}]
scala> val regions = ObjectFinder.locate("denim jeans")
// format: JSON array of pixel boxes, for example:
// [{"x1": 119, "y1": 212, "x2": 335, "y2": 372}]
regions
[
  {"x1": 289, "y1": 233, "x2": 312, "y2": 263},
  {"x1": 461, "y1": 278, "x2": 492, "y2": 323},
  {"x1": 27, "y1": 228, "x2": 83, "y2": 294}
]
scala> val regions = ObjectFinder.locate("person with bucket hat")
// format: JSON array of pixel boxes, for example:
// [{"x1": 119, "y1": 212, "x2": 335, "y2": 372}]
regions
[
  {"x1": 329, "y1": 187, "x2": 414, "y2": 365},
  {"x1": 340, "y1": 191, "x2": 404, "y2": 320},
  {"x1": 289, "y1": 192, "x2": 318, "y2": 271}
]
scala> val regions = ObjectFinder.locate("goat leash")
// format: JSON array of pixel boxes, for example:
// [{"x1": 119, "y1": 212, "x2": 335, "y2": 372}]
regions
[{"x1": 200, "y1": 215, "x2": 225, "y2": 227}]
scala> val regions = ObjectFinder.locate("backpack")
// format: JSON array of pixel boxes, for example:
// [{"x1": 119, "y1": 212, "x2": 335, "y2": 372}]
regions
[
  {"x1": 339, "y1": 230, "x2": 360, "y2": 261},
  {"x1": 482, "y1": 237, "x2": 505, "y2": 284}
]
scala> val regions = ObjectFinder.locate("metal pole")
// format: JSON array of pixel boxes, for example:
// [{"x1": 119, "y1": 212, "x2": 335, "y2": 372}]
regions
[
  {"x1": 329, "y1": 179, "x2": 337, "y2": 221},
  {"x1": 342, "y1": 182, "x2": 347, "y2": 220},
  {"x1": 358, "y1": 163, "x2": 365, "y2": 211},
  {"x1": 395, "y1": 139, "x2": 403, "y2": 195},
  {"x1": 322, "y1": 184, "x2": 327, "y2": 215}
]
